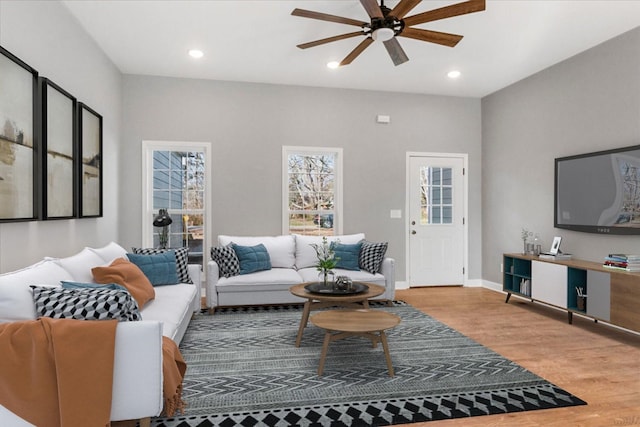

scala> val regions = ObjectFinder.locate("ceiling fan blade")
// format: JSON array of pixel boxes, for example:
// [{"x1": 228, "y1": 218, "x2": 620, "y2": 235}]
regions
[
  {"x1": 297, "y1": 31, "x2": 364, "y2": 49},
  {"x1": 403, "y1": 0, "x2": 485, "y2": 26},
  {"x1": 340, "y1": 37, "x2": 374, "y2": 66},
  {"x1": 399, "y1": 27, "x2": 463, "y2": 47},
  {"x1": 359, "y1": 0, "x2": 383, "y2": 19},
  {"x1": 389, "y1": 0, "x2": 422, "y2": 19},
  {"x1": 291, "y1": 8, "x2": 368, "y2": 27},
  {"x1": 383, "y1": 38, "x2": 409, "y2": 66}
]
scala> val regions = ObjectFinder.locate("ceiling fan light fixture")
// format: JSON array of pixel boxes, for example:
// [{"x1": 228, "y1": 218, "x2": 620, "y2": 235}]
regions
[
  {"x1": 372, "y1": 27, "x2": 395, "y2": 42},
  {"x1": 448, "y1": 70, "x2": 462, "y2": 79},
  {"x1": 327, "y1": 61, "x2": 340, "y2": 69}
]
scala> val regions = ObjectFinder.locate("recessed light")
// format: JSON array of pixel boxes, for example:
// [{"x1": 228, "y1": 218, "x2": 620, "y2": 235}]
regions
[
  {"x1": 447, "y1": 70, "x2": 461, "y2": 79},
  {"x1": 188, "y1": 49, "x2": 204, "y2": 59},
  {"x1": 327, "y1": 61, "x2": 340, "y2": 69}
]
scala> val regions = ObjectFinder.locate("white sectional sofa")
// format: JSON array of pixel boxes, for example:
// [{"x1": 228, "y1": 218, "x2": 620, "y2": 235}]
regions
[
  {"x1": 0, "y1": 242, "x2": 201, "y2": 426},
  {"x1": 206, "y1": 233, "x2": 395, "y2": 312}
]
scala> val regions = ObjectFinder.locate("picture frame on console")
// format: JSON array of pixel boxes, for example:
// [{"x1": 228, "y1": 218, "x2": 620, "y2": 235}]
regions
[
  {"x1": 550, "y1": 236, "x2": 562, "y2": 255},
  {"x1": 41, "y1": 78, "x2": 77, "y2": 219},
  {"x1": 0, "y1": 46, "x2": 39, "y2": 222},
  {"x1": 78, "y1": 103, "x2": 102, "y2": 218}
]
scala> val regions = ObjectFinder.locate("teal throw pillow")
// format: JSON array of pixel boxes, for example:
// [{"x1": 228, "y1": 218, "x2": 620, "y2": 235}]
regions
[
  {"x1": 126, "y1": 251, "x2": 179, "y2": 286},
  {"x1": 330, "y1": 241, "x2": 363, "y2": 271},
  {"x1": 61, "y1": 281, "x2": 128, "y2": 292},
  {"x1": 231, "y1": 243, "x2": 272, "y2": 275}
]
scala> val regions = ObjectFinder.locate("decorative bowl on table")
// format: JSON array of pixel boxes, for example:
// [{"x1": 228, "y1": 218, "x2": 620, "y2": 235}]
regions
[{"x1": 304, "y1": 281, "x2": 367, "y2": 295}]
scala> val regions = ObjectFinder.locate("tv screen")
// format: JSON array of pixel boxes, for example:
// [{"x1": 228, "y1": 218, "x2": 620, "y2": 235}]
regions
[{"x1": 555, "y1": 144, "x2": 640, "y2": 234}]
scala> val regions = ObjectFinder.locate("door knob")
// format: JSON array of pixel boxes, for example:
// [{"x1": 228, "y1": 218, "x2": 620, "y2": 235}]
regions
[{"x1": 411, "y1": 230, "x2": 416, "y2": 235}]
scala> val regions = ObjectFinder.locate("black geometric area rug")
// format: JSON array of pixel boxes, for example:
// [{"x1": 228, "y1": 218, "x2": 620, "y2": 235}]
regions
[{"x1": 152, "y1": 302, "x2": 585, "y2": 427}]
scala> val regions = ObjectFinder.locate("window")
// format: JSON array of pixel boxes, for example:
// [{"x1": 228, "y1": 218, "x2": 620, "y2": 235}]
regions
[
  {"x1": 142, "y1": 141, "x2": 211, "y2": 270},
  {"x1": 420, "y1": 166, "x2": 453, "y2": 225},
  {"x1": 283, "y1": 146, "x2": 342, "y2": 236}
]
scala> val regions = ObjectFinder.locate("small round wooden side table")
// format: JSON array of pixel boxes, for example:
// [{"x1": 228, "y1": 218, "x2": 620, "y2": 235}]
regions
[
  {"x1": 289, "y1": 282, "x2": 385, "y2": 347},
  {"x1": 310, "y1": 309, "x2": 401, "y2": 376}
]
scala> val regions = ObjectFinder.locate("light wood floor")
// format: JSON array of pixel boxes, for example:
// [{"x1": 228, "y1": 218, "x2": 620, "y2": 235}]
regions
[{"x1": 395, "y1": 286, "x2": 640, "y2": 427}]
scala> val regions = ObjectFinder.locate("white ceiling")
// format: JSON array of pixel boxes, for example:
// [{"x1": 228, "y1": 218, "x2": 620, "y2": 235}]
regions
[{"x1": 62, "y1": 1, "x2": 640, "y2": 98}]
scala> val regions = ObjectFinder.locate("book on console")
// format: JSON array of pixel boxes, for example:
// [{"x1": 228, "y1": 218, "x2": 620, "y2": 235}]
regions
[{"x1": 603, "y1": 263, "x2": 640, "y2": 272}]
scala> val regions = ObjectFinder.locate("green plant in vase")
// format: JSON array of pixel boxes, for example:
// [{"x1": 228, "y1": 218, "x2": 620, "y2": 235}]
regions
[{"x1": 310, "y1": 236, "x2": 340, "y2": 287}]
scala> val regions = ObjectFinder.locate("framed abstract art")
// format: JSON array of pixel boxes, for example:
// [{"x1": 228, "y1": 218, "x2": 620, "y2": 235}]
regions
[
  {"x1": 78, "y1": 103, "x2": 102, "y2": 218},
  {"x1": 0, "y1": 46, "x2": 39, "y2": 222},
  {"x1": 41, "y1": 78, "x2": 77, "y2": 219}
]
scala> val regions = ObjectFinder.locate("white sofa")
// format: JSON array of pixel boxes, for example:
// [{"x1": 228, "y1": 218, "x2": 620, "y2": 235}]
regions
[
  {"x1": 0, "y1": 242, "x2": 201, "y2": 426},
  {"x1": 206, "y1": 234, "x2": 395, "y2": 312}
]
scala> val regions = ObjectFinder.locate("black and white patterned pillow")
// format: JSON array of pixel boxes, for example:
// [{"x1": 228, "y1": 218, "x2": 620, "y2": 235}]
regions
[
  {"x1": 131, "y1": 247, "x2": 193, "y2": 284},
  {"x1": 210, "y1": 245, "x2": 240, "y2": 278},
  {"x1": 359, "y1": 241, "x2": 388, "y2": 274},
  {"x1": 31, "y1": 286, "x2": 142, "y2": 322}
]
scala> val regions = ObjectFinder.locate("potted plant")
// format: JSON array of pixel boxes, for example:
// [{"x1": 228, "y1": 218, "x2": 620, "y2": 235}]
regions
[{"x1": 310, "y1": 236, "x2": 340, "y2": 287}]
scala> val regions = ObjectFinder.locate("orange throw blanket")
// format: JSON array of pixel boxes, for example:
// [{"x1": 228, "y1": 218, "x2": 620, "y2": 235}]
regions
[
  {"x1": 0, "y1": 317, "x2": 117, "y2": 427},
  {"x1": 162, "y1": 336, "x2": 187, "y2": 416}
]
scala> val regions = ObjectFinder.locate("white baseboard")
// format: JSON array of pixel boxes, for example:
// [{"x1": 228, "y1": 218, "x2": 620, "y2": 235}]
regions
[
  {"x1": 396, "y1": 279, "x2": 491, "y2": 289},
  {"x1": 397, "y1": 280, "x2": 504, "y2": 291},
  {"x1": 464, "y1": 279, "x2": 483, "y2": 287},
  {"x1": 395, "y1": 281, "x2": 409, "y2": 290},
  {"x1": 481, "y1": 280, "x2": 503, "y2": 292}
]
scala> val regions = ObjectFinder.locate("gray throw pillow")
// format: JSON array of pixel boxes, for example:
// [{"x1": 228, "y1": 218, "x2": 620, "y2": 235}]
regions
[
  {"x1": 31, "y1": 286, "x2": 141, "y2": 322},
  {"x1": 210, "y1": 245, "x2": 240, "y2": 278},
  {"x1": 359, "y1": 241, "x2": 388, "y2": 274}
]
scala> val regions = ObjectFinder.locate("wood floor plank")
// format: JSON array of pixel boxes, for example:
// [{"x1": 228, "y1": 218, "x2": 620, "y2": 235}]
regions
[{"x1": 395, "y1": 286, "x2": 640, "y2": 427}]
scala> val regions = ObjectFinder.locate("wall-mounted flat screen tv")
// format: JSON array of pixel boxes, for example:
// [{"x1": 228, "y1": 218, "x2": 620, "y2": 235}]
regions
[{"x1": 555, "y1": 144, "x2": 640, "y2": 234}]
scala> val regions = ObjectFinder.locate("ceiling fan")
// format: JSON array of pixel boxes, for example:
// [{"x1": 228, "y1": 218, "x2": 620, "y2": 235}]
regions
[{"x1": 292, "y1": 0, "x2": 485, "y2": 66}]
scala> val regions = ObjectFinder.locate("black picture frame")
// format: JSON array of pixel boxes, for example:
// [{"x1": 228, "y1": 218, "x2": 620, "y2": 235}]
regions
[
  {"x1": 0, "y1": 46, "x2": 39, "y2": 222},
  {"x1": 41, "y1": 78, "x2": 77, "y2": 219},
  {"x1": 78, "y1": 103, "x2": 102, "y2": 218}
]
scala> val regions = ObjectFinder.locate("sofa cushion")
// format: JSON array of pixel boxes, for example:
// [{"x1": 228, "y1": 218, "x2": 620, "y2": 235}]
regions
[
  {"x1": 0, "y1": 260, "x2": 71, "y2": 322},
  {"x1": 359, "y1": 241, "x2": 389, "y2": 274},
  {"x1": 88, "y1": 241, "x2": 128, "y2": 264},
  {"x1": 131, "y1": 247, "x2": 193, "y2": 284},
  {"x1": 126, "y1": 252, "x2": 179, "y2": 286},
  {"x1": 50, "y1": 247, "x2": 107, "y2": 283},
  {"x1": 331, "y1": 241, "x2": 363, "y2": 271},
  {"x1": 216, "y1": 268, "x2": 303, "y2": 292},
  {"x1": 31, "y1": 285, "x2": 141, "y2": 322},
  {"x1": 210, "y1": 245, "x2": 240, "y2": 278},
  {"x1": 218, "y1": 235, "x2": 295, "y2": 269},
  {"x1": 141, "y1": 283, "x2": 197, "y2": 340},
  {"x1": 297, "y1": 267, "x2": 387, "y2": 288},
  {"x1": 294, "y1": 233, "x2": 365, "y2": 269},
  {"x1": 92, "y1": 258, "x2": 156, "y2": 309},
  {"x1": 232, "y1": 243, "x2": 272, "y2": 275}
]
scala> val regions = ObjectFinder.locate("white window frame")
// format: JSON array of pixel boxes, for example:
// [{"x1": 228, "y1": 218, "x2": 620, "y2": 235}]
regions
[
  {"x1": 141, "y1": 140, "x2": 212, "y2": 275},
  {"x1": 282, "y1": 146, "x2": 343, "y2": 235}
]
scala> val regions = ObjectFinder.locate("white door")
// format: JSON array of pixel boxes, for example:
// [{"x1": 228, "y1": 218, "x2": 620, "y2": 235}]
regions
[{"x1": 408, "y1": 155, "x2": 465, "y2": 286}]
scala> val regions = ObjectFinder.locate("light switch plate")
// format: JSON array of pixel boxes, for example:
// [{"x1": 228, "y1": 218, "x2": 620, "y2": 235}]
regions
[{"x1": 390, "y1": 209, "x2": 402, "y2": 219}]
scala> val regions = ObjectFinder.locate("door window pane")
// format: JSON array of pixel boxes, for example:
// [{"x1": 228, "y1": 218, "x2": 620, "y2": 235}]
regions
[{"x1": 420, "y1": 166, "x2": 454, "y2": 225}]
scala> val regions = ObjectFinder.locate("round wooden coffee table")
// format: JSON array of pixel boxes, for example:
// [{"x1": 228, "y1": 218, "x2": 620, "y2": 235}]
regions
[
  {"x1": 310, "y1": 309, "x2": 401, "y2": 376},
  {"x1": 290, "y1": 282, "x2": 385, "y2": 347}
]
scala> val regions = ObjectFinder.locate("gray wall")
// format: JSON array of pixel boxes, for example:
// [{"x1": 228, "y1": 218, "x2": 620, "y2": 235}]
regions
[
  {"x1": 0, "y1": 1, "x2": 122, "y2": 272},
  {"x1": 120, "y1": 76, "x2": 482, "y2": 282},
  {"x1": 482, "y1": 27, "x2": 640, "y2": 284}
]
